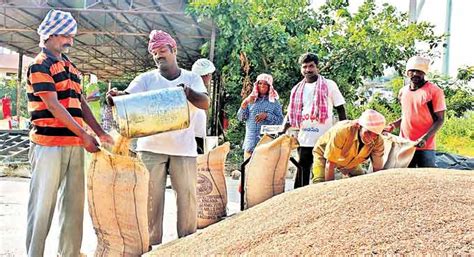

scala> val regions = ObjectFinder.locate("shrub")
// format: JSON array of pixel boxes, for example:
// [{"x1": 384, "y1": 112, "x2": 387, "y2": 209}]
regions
[{"x1": 437, "y1": 111, "x2": 474, "y2": 157}]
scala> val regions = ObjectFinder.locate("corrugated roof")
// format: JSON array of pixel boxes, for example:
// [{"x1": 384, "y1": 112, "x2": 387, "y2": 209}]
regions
[{"x1": 0, "y1": 0, "x2": 214, "y2": 80}]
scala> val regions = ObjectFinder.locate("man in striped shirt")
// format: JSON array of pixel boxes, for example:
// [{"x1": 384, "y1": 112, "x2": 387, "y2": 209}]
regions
[{"x1": 26, "y1": 10, "x2": 113, "y2": 257}]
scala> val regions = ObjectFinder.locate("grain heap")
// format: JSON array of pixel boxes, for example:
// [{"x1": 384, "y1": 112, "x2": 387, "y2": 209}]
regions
[{"x1": 146, "y1": 168, "x2": 473, "y2": 255}]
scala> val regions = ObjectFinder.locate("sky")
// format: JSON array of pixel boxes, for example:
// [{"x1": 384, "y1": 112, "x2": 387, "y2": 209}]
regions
[{"x1": 311, "y1": 0, "x2": 474, "y2": 77}]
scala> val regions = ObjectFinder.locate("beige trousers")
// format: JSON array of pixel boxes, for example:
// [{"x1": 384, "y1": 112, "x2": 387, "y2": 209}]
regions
[
  {"x1": 26, "y1": 144, "x2": 84, "y2": 257},
  {"x1": 138, "y1": 151, "x2": 197, "y2": 246}
]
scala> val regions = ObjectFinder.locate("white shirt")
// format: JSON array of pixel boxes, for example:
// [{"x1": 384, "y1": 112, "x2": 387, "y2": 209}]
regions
[
  {"x1": 125, "y1": 68, "x2": 207, "y2": 157},
  {"x1": 193, "y1": 109, "x2": 207, "y2": 138},
  {"x1": 296, "y1": 79, "x2": 345, "y2": 147}
]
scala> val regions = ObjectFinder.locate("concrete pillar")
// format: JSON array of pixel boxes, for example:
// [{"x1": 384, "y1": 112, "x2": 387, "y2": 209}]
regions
[{"x1": 16, "y1": 51, "x2": 23, "y2": 125}]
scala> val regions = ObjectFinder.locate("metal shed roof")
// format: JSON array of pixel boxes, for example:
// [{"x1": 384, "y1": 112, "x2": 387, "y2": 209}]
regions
[{"x1": 0, "y1": 0, "x2": 214, "y2": 80}]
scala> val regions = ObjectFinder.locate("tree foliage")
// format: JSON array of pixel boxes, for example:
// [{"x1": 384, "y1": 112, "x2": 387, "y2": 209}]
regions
[{"x1": 428, "y1": 68, "x2": 474, "y2": 118}]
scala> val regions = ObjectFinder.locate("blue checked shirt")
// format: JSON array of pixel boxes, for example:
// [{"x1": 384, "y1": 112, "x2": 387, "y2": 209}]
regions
[{"x1": 237, "y1": 96, "x2": 284, "y2": 152}]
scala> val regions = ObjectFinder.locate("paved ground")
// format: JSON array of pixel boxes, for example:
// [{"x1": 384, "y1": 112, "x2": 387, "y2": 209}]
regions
[{"x1": 1, "y1": 175, "x2": 288, "y2": 256}]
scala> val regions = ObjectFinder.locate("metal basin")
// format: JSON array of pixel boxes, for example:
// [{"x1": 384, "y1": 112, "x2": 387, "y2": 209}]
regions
[{"x1": 113, "y1": 87, "x2": 189, "y2": 138}]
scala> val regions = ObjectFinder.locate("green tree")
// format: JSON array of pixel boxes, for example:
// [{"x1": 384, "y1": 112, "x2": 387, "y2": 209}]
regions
[{"x1": 428, "y1": 69, "x2": 474, "y2": 118}]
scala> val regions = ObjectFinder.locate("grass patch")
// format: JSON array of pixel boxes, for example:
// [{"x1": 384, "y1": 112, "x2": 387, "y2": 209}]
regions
[{"x1": 437, "y1": 111, "x2": 474, "y2": 157}]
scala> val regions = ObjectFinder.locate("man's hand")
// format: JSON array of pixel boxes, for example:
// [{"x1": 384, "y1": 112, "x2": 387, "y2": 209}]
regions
[
  {"x1": 81, "y1": 133, "x2": 100, "y2": 153},
  {"x1": 98, "y1": 133, "x2": 115, "y2": 148},
  {"x1": 255, "y1": 112, "x2": 268, "y2": 123},
  {"x1": 177, "y1": 83, "x2": 190, "y2": 97},
  {"x1": 383, "y1": 123, "x2": 396, "y2": 133},
  {"x1": 280, "y1": 122, "x2": 291, "y2": 135},
  {"x1": 241, "y1": 95, "x2": 256, "y2": 109},
  {"x1": 325, "y1": 161, "x2": 337, "y2": 181},
  {"x1": 340, "y1": 169, "x2": 351, "y2": 176},
  {"x1": 384, "y1": 119, "x2": 401, "y2": 133},
  {"x1": 247, "y1": 95, "x2": 256, "y2": 103},
  {"x1": 416, "y1": 137, "x2": 427, "y2": 148},
  {"x1": 177, "y1": 84, "x2": 210, "y2": 110},
  {"x1": 106, "y1": 88, "x2": 126, "y2": 106}
]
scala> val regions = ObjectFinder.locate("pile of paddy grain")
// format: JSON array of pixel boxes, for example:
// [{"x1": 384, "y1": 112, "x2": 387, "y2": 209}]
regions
[{"x1": 146, "y1": 169, "x2": 473, "y2": 256}]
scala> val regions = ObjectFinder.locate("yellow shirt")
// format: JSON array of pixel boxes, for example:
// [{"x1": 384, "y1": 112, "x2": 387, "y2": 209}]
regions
[{"x1": 313, "y1": 120, "x2": 384, "y2": 170}]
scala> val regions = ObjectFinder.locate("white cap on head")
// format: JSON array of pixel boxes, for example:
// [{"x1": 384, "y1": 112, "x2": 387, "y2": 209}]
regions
[
  {"x1": 37, "y1": 9, "x2": 77, "y2": 47},
  {"x1": 406, "y1": 56, "x2": 430, "y2": 75},
  {"x1": 192, "y1": 58, "x2": 216, "y2": 76}
]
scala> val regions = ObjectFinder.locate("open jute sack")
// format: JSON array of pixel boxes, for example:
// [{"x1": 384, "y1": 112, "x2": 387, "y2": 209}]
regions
[
  {"x1": 244, "y1": 134, "x2": 298, "y2": 209},
  {"x1": 87, "y1": 134, "x2": 150, "y2": 257},
  {"x1": 381, "y1": 133, "x2": 417, "y2": 169},
  {"x1": 196, "y1": 142, "x2": 230, "y2": 229}
]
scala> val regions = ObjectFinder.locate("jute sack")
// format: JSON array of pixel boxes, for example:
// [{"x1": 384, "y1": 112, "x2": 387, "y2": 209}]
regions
[
  {"x1": 244, "y1": 134, "x2": 298, "y2": 209},
  {"x1": 381, "y1": 133, "x2": 417, "y2": 169},
  {"x1": 87, "y1": 135, "x2": 150, "y2": 257},
  {"x1": 196, "y1": 142, "x2": 230, "y2": 229}
]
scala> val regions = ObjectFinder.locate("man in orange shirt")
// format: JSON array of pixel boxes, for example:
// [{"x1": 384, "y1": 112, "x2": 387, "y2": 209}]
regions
[{"x1": 385, "y1": 56, "x2": 446, "y2": 167}]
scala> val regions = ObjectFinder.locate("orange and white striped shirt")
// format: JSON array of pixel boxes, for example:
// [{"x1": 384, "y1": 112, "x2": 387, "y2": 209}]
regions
[{"x1": 26, "y1": 48, "x2": 84, "y2": 146}]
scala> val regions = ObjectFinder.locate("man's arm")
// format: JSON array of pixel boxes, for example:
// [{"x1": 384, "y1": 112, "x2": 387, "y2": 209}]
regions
[
  {"x1": 417, "y1": 110, "x2": 445, "y2": 147},
  {"x1": 325, "y1": 160, "x2": 337, "y2": 181},
  {"x1": 335, "y1": 104, "x2": 347, "y2": 121},
  {"x1": 86, "y1": 89, "x2": 100, "y2": 102},
  {"x1": 322, "y1": 126, "x2": 347, "y2": 181},
  {"x1": 237, "y1": 105, "x2": 249, "y2": 122},
  {"x1": 106, "y1": 88, "x2": 128, "y2": 106},
  {"x1": 331, "y1": 80, "x2": 347, "y2": 121},
  {"x1": 38, "y1": 92, "x2": 99, "y2": 153},
  {"x1": 371, "y1": 155, "x2": 384, "y2": 172},
  {"x1": 80, "y1": 95, "x2": 114, "y2": 145},
  {"x1": 282, "y1": 122, "x2": 291, "y2": 132},
  {"x1": 183, "y1": 86, "x2": 210, "y2": 110},
  {"x1": 385, "y1": 118, "x2": 402, "y2": 133}
]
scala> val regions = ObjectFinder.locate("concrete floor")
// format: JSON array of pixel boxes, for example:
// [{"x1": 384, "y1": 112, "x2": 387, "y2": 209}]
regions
[{"x1": 1, "y1": 175, "x2": 295, "y2": 257}]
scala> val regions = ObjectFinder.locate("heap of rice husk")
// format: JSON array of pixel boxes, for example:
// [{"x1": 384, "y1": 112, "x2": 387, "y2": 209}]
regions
[{"x1": 146, "y1": 169, "x2": 473, "y2": 255}]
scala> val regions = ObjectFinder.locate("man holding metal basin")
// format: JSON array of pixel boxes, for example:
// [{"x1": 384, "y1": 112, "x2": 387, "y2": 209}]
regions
[{"x1": 106, "y1": 30, "x2": 210, "y2": 246}]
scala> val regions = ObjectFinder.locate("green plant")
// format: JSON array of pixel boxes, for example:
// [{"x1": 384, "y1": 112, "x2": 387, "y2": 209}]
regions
[
  {"x1": 437, "y1": 111, "x2": 474, "y2": 157},
  {"x1": 429, "y1": 71, "x2": 474, "y2": 118}
]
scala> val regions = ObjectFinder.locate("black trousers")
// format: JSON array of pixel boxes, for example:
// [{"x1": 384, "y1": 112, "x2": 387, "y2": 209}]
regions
[
  {"x1": 195, "y1": 137, "x2": 204, "y2": 155},
  {"x1": 294, "y1": 146, "x2": 313, "y2": 189},
  {"x1": 408, "y1": 150, "x2": 436, "y2": 168}
]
